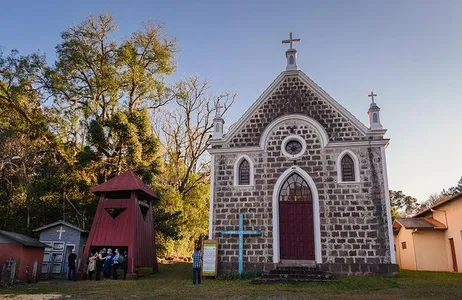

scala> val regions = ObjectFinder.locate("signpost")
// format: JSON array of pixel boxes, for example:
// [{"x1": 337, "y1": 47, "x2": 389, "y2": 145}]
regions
[
  {"x1": 201, "y1": 240, "x2": 218, "y2": 277},
  {"x1": 220, "y1": 213, "x2": 261, "y2": 274}
]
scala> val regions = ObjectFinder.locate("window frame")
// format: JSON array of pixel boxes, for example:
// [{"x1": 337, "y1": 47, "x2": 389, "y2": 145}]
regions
[
  {"x1": 401, "y1": 241, "x2": 407, "y2": 250},
  {"x1": 336, "y1": 149, "x2": 361, "y2": 184},
  {"x1": 233, "y1": 155, "x2": 255, "y2": 187}
]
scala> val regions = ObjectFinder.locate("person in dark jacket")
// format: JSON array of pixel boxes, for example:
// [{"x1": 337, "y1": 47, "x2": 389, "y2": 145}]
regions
[
  {"x1": 95, "y1": 249, "x2": 106, "y2": 281},
  {"x1": 121, "y1": 251, "x2": 128, "y2": 280},
  {"x1": 112, "y1": 249, "x2": 120, "y2": 280},
  {"x1": 67, "y1": 248, "x2": 77, "y2": 281},
  {"x1": 103, "y1": 248, "x2": 113, "y2": 279}
]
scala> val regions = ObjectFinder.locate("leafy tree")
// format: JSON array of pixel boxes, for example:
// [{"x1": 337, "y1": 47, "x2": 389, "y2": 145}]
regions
[
  {"x1": 154, "y1": 75, "x2": 235, "y2": 197},
  {"x1": 152, "y1": 76, "x2": 235, "y2": 256},
  {"x1": 0, "y1": 49, "x2": 64, "y2": 230},
  {"x1": 443, "y1": 176, "x2": 462, "y2": 196},
  {"x1": 46, "y1": 13, "x2": 176, "y2": 183},
  {"x1": 0, "y1": 14, "x2": 236, "y2": 259},
  {"x1": 389, "y1": 190, "x2": 418, "y2": 218},
  {"x1": 418, "y1": 192, "x2": 450, "y2": 211},
  {"x1": 418, "y1": 177, "x2": 462, "y2": 212}
]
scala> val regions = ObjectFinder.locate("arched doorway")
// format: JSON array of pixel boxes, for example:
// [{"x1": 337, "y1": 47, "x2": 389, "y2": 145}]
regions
[
  {"x1": 272, "y1": 166, "x2": 321, "y2": 263},
  {"x1": 279, "y1": 173, "x2": 314, "y2": 260}
]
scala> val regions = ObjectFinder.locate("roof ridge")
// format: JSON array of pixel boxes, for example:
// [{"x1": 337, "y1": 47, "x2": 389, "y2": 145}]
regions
[
  {"x1": 90, "y1": 170, "x2": 158, "y2": 199},
  {"x1": 414, "y1": 191, "x2": 462, "y2": 217},
  {"x1": 0, "y1": 230, "x2": 47, "y2": 248},
  {"x1": 33, "y1": 220, "x2": 86, "y2": 233}
]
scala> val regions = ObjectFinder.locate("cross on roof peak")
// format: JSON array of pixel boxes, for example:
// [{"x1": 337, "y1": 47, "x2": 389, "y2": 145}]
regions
[
  {"x1": 282, "y1": 32, "x2": 301, "y2": 50},
  {"x1": 368, "y1": 91, "x2": 377, "y2": 104}
]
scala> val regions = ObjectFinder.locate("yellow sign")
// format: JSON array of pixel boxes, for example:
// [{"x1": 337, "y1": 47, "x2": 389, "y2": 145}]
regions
[{"x1": 202, "y1": 240, "x2": 218, "y2": 277}]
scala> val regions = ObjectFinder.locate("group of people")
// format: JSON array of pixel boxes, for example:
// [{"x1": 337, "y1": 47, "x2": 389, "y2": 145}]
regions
[
  {"x1": 68, "y1": 245, "x2": 201, "y2": 284},
  {"x1": 86, "y1": 248, "x2": 128, "y2": 280}
]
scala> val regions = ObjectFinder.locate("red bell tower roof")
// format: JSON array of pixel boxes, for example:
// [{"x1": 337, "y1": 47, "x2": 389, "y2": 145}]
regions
[{"x1": 90, "y1": 171, "x2": 158, "y2": 200}]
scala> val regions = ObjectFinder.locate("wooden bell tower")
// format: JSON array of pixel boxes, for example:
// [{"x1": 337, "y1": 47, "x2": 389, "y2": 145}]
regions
[{"x1": 81, "y1": 171, "x2": 159, "y2": 279}]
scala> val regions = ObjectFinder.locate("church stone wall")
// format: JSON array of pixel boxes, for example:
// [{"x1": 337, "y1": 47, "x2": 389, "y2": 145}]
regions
[
  {"x1": 228, "y1": 75, "x2": 367, "y2": 149},
  {"x1": 212, "y1": 121, "x2": 394, "y2": 275}
]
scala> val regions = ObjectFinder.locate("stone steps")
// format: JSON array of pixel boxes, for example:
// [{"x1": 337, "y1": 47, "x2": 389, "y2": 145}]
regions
[
  {"x1": 253, "y1": 277, "x2": 336, "y2": 284},
  {"x1": 252, "y1": 265, "x2": 337, "y2": 284}
]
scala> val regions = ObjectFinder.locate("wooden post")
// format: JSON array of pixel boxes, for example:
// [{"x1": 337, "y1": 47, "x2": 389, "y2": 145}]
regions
[
  {"x1": 32, "y1": 260, "x2": 38, "y2": 282},
  {"x1": 10, "y1": 260, "x2": 16, "y2": 285}
]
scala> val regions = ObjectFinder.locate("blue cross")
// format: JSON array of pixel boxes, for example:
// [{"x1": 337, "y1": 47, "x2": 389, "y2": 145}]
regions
[{"x1": 220, "y1": 213, "x2": 261, "y2": 274}]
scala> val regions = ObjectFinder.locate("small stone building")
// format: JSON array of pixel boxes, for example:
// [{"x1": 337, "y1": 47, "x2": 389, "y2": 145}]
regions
[
  {"x1": 0, "y1": 230, "x2": 46, "y2": 282},
  {"x1": 33, "y1": 220, "x2": 87, "y2": 276},
  {"x1": 207, "y1": 33, "x2": 397, "y2": 275}
]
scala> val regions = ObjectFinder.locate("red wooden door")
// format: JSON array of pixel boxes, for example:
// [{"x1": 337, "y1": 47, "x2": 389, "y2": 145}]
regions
[
  {"x1": 449, "y1": 238, "x2": 458, "y2": 272},
  {"x1": 278, "y1": 173, "x2": 315, "y2": 260}
]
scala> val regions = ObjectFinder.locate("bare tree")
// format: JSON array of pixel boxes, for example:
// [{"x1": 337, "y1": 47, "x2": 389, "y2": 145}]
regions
[{"x1": 154, "y1": 75, "x2": 235, "y2": 197}]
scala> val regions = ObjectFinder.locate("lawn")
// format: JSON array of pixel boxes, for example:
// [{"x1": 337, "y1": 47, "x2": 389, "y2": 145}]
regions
[{"x1": 1, "y1": 262, "x2": 462, "y2": 300}]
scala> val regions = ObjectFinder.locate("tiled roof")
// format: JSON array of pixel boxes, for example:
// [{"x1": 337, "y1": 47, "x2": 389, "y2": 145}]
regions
[
  {"x1": 0, "y1": 230, "x2": 47, "y2": 248},
  {"x1": 395, "y1": 217, "x2": 446, "y2": 230},
  {"x1": 90, "y1": 171, "x2": 158, "y2": 200}
]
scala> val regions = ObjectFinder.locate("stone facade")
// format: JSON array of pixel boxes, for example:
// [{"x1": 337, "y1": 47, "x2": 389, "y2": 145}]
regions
[{"x1": 208, "y1": 70, "x2": 397, "y2": 275}]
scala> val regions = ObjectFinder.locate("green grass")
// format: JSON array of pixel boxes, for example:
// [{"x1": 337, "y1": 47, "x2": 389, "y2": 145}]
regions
[{"x1": 1, "y1": 262, "x2": 462, "y2": 300}]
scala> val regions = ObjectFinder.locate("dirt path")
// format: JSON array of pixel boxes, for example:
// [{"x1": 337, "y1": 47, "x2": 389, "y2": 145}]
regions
[{"x1": 0, "y1": 295, "x2": 62, "y2": 300}]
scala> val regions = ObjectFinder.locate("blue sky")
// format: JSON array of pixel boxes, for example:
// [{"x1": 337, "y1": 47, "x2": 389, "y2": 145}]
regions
[{"x1": 1, "y1": 1, "x2": 461, "y2": 202}]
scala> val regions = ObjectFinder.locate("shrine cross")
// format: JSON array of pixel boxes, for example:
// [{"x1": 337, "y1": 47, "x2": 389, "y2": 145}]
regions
[
  {"x1": 220, "y1": 213, "x2": 261, "y2": 274},
  {"x1": 368, "y1": 91, "x2": 377, "y2": 104},
  {"x1": 282, "y1": 32, "x2": 301, "y2": 50},
  {"x1": 56, "y1": 226, "x2": 66, "y2": 240}
]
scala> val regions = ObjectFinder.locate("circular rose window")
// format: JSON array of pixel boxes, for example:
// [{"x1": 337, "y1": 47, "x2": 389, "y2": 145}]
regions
[
  {"x1": 281, "y1": 135, "x2": 306, "y2": 159},
  {"x1": 285, "y1": 140, "x2": 303, "y2": 155}
]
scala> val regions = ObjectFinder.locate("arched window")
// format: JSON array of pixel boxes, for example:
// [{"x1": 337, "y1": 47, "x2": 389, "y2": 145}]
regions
[
  {"x1": 238, "y1": 159, "x2": 250, "y2": 185},
  {"x1": 279, "y1": 173, "x2": 312, "y2": 202},
  {"x1": 373, "y1": 113, "x2": 378, "y2": 123},
  {"x1": 289, "y1": 55, "x2": 294, "y2": 65},
  {"x1": 336, "y1": 150, "x2": 360, "y2": 183},
  {"x1": 341, "y1": 154, "x2": 355, "y2": 182},
  {"x1": 234, "y1": 155, "x2": 254, "y2": 186}
]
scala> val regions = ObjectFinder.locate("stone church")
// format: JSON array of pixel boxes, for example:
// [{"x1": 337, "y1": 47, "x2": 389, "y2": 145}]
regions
[{"x1": 207, "y1": 33, "x2": 397, "y2": 275}]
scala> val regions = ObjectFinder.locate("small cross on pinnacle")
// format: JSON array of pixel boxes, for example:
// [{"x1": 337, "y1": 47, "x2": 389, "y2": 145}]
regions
[
  {"x1": 282, "y1": 32, "x2": 301, "y2": 50},
  {"x1": 215, "y1": 102, "x2": 224, "y2": 117},
  {"x1": 368, "y1": 91, "x2": 377, "y2": 104}
]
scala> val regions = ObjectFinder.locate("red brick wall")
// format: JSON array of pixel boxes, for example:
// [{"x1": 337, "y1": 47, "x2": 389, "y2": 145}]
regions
[
  {"x1": 21, "y1": 247, "x2": 45, "y2": 282},
  {"x1": 0, "y1": 243, "x2": 44, "y2": 282}
]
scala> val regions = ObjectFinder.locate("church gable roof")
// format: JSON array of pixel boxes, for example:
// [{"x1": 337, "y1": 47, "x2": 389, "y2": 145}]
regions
[{"x1": 216, "y1": 70, "x2": 370, "y2": 148}]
